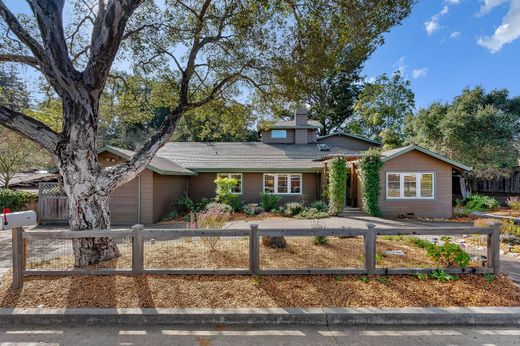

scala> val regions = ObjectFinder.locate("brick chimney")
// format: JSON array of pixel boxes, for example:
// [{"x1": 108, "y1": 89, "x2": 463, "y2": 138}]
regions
[{"x1": 295, "y1": 107, "x2": 308, "y2": 125}]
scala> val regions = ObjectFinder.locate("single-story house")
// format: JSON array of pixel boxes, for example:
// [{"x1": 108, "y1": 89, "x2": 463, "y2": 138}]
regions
[{"x1": 29, "y1": 108, "x2": 470, "y2": 224}]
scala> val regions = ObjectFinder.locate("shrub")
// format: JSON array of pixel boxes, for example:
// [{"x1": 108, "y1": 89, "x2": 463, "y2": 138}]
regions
[
  {"x1": 259, "y1": 192, "x2": 281, "y2": 211},
  {"x1": 0, "y1": 189, "x2": 37, "y2": 211},
  {"x1": 328, "y1": 157, "x2": 346, "y2": 215},
  {"x1": 161, "y1": 210, "x2": 178, "y2": 222},
  {"x1": 464, "y1": 194, "x2": 499, "y2": 211},
  {"x1": 359, "y1": 149, "x2": 383, "y2": 217},
  {"x1": 506, "y1": 196, "x2": 520, "y2": 210},
  {"x1": 243, "y1": 204, "x2": 264, "y2": 216},
  {"x1": 205, "y1": 202, "x2": 233, "y2": 214},
  {"x1": 294, "y1": 207, "x2": 329, "y2": 219},
  {"x1": 501, "y1": 219, "x2": 520, "y2": 236},
  {"x1": 175, "y1": 192, "x2": 195, "y2": 213},
  {"x1": 311, "y1": 219, "x2": 328, "y2": 245},
  {"x1": 214, "y1": 177, "x2": 240, "y2": 208},
  {"x1": 196, "y1": 207, "x2": 232, "y2": 229},
  {"x1": 411, "y1": 236, "x2": 470, "y2": 268},
  {"x1": 281, "y1": 202, "x2": 304, "y2": 217},
  {"x1": 311, "y1": 200, "x2": 328, "y2": 212}
]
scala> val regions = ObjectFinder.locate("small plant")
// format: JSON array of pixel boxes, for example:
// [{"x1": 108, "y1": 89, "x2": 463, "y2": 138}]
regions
[
  {"x1": 281, "y1": 202, "x2": 304, "y2": 217},
  {"x1": 259, "y1": 192, "x2": 281, "y2": 211},
  {"x1": 464, "y1": 194, "x2": 499, "y2": 211},
  {"x1": 485, "y1": 273, "x2": 495, "y2": 283},
  {"x1": 312, "y1": 219, "x2": 329, "y2": 245},
  {"x1": 506, "y1": 196, "x2": 520, "y2": 210},
  {"x1": 205, "y1": 202, "x2": 233, "y2": 214},
  {"x1": 473, "y1": 218, "x2": 497, "y2": 228},
  {"x1": 243, "y1": 204, "x2": 264, "y2": 216},
  {"x1": 311, "y1": 200, "x2": 329, "y2": 212},
  {"x1": 409, "y1": 236, "x2": 471, "y2": 268},
  {"x1": 334, "y1": 275, "x2": 343, "y2": 282},
  {"x1": 192, "y1": 207, "x2": 232, "y2": 251},
  {"x1": 501, "y1": 219, "x2": 520, "y2": 236},
  {"x1": 375, "y1": 253, "x2": 383, "y2": 265},
  {"x1": 214, "y1": 177, "x2": 241, "y2": 210},
  {"x1": 176, "y1": 192, "x2": 195, "y2": 213},
  {"x1": 359, "y1": 276, "x2": 369, "y2": 283},
  {"x1": 161, "y1": 210, "x2": 178, "y2": 221},
  {"x1": 295, "y1": 207, "x2": 329, "y2": 219},
  {"x1": 251, "y1": 276, "x2": 260, "y2": 288},
  {"x1": 415, "y1": 272, "x2": 428, "y2": 280},
  {"x1": 376, "y1": 276, "x2": 389, "y2": 284},
  {"x1": 430, "y1": 269, "x2": 458, "y2": 282}
]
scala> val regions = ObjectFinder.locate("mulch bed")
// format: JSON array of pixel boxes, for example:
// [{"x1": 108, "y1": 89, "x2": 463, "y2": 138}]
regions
[{"x1": 0, "y1": 272, "x2": 519, "y2": 308}]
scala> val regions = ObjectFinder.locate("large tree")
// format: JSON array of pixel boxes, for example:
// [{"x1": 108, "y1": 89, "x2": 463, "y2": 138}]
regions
[
  {"x1": 405, "y1": 87, "x2": 520, "y2": 178},
  {"x1": 348, "y1": 71, "x2": 415, "y2": 149},
  {"x1": 268, "y1": 0, "x2": 414, "y2": 135},
  {"x1": 0, "y1": 0, "x2": 281, "y2": 266}
]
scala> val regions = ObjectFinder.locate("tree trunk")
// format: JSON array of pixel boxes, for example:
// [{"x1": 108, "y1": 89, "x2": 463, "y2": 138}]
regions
[{"x1": 57, "y1": 96, "x2": 120, "y2": 267}]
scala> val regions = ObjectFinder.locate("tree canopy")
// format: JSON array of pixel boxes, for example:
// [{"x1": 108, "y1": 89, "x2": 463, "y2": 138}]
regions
[
  {"x1": 405, "y1": 87, "x2": 520, "y2": 178},
  {"x1": 349, "y1": 71, "x2": 415, "y2": 148}
]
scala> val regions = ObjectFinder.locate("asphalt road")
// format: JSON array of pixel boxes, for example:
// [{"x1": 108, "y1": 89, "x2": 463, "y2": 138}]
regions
[{"x1": 0, "y1": 324, "x2": 518, "y2": 346}]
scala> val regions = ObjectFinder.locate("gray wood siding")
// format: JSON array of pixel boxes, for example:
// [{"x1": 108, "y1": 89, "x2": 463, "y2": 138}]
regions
[
  {"x1": 153, "y1": 174, "x2": 187, "y2": 222},
  {"x1": 318, "y1": 135, "x2": 378, "y2": 151}
]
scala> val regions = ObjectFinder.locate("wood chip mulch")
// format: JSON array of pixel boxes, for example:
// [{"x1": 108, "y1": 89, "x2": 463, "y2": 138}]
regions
[{"x1": 1, "y1": 272, "x2": 519, "y2": 308}]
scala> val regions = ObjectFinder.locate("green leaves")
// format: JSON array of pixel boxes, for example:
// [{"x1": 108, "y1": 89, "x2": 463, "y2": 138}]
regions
[
  {"x1": 360, "y1": 149, "x2": 383, "y2": 217},
  {"x1": 328, "y1": 157, "x2": 347, "y2": 215}
]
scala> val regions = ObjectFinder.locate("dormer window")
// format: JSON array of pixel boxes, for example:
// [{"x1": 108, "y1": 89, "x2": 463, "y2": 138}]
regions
[{"x1": 271, "y1": 130, "x2": 287, "y2": 138}]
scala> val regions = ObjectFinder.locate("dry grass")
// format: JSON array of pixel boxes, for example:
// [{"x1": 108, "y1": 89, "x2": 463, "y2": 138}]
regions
[{"x1": 0, "y1": 272, "x2": 518, "y2": 308}]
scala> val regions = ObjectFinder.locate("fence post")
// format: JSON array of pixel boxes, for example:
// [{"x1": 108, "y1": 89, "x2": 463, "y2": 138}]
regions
[
  {"x1": 365, "y1": 223, "x2": 376, "y2": 275},
  {"x1": 132, "y1": 224, "x2": 144, "y2": 274},
  {"x1": 12, "y1": 227, "x2": 24, "y2": 289},
  {"x1": 249, "y1": 224, "x2": 259, "y2": 275},
  {"x1": 487, "y1": 223, "x2": 501, "y2": 275}
]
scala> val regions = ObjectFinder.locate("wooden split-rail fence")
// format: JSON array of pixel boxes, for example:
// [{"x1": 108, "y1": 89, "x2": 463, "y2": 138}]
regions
[{"x1": 11, "y1": 223, "x2": 501, "y2": 288}]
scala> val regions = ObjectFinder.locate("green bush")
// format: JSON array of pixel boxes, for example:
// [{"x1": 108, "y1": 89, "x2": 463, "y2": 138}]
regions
[
  {"x1": 214, "y1": 177, "x2": 241, "y2": 210},
  {"x1": 295, "y1": 207, "x2": 329, "y2": 219},
  {"x1": 281, "y1": 202, "x2": 304, "y2": 216},
  {"x1": 311, "y1": 200, "x2": 328, "y2": 212},
  {"x1": 430, "y1": 269, "x2": 458, "y2": 282},
  {"x1": 243, "y1": 204, "x2": 265, "y2": 216},
  {"x1": 259, "y1": 192, "x2": 281, "y2": 211},
  {"x1": 328, "y1": 158, "x2": 346, "y2": 215},
  {"x1": 359, "y1": 148, "x2": 383, "y2": 216},
  {"x1": 175, "y1": 193, "x2": 210, "y2": 214},
  {"x1": 205, "y1": 202, "x2": 233, "y2": 214},
  {"x1": 161, "y1": 210, "x2": 178, "y2": 222},
  {"x1": 410, "y1": 236, "x2": 470, "y2": 268},
  {"x1": 464, "y1": 194, "x2": 499, "y2": 211},
  {"x1": 0, "y1": 189, "x2": 37, "y2": 211}
]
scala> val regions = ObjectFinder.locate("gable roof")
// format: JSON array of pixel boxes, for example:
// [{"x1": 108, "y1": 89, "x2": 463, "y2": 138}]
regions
[
  {"x1": 98, "y1": 146, "x2": 196, "y2": 176},
  {"x1": 317, "y1": 131, "x2": 381, "y2": 145},
  {"x1": 156, "y1": 142, "x2": 359, "y2": 172},
  {"x1": 381, "y1": 145, "x2": 472, "y2": 171}
]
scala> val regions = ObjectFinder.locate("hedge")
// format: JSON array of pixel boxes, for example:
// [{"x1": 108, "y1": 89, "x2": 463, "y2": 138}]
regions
[{"x1": 0, "y1": 189, "x2": 38, "y2": 211}]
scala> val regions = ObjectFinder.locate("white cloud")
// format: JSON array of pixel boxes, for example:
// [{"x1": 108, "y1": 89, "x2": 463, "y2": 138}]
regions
[
  {"x1": 412, "y1": 68, "x2": 428, "y2": 79},
  {"x1": 394, "y1": 56, "x2": 407, "y2": 75},
  {"x1": 450, "y1": 31, "x2": 461, "y2": 39},
  {"x1": 425, "y1": 6, "x2": 449, "y2": 35},
  {"x1": 478, "y1": 0, "x2": 520, "y2": 53},
  {"x1": 479, "y1": 0, "x2": 509, "y2": 15},
  {"x1": 445, "y1": 0, "x2": 461, "y2": 4}
]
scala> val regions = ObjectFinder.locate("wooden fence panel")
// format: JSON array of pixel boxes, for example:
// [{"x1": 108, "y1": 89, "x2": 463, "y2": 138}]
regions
[{"x1": 38, "y1": 182, "x2": 69, "y2": 223}]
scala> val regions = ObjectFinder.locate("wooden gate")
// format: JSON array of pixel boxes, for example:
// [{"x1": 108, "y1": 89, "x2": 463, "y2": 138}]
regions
[{"x1": 38, "y1": 182, "x2": 68, "y2": 223}]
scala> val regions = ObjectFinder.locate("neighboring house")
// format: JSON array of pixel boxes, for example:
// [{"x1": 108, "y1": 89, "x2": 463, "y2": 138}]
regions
[{"x1": 30, "y1": 108, "x2": 470, "y2": 224}]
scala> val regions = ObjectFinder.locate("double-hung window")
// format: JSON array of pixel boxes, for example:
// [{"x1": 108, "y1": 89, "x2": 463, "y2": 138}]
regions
[
  {"x1": 216, "y1": 173, "x2": 242, "y2": 194},
  {"x1": 263, "y1": 174, "x2": 302, "y2": 194},
  {"x1": 386, "y1": 172, "x2": 434, "y2": 199}
]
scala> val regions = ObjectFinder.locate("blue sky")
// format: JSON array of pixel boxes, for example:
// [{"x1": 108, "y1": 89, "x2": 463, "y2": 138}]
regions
[{"x1": 363, "y1": 0, "x2": 520, "y2": 108}]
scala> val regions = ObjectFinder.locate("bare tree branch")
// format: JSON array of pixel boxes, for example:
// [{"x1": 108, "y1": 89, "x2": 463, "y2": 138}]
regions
[{"x1": 0, "y1": 106, "x2": 59, "y2": 152}]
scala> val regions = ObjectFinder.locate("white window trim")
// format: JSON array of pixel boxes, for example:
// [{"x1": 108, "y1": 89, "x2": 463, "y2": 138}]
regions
[
  {"x1": 271, "y1": 129, "x2": 287, "y2": 138},
  {"x1": 386, "y1": 172, "x2": 435, "y2": 200},
  {"x1": 216, "y1": 173, "x2": 243, "y2": 194},
  {"x1": 263, "y1": 173, "x2": 302, "y2": 195}
]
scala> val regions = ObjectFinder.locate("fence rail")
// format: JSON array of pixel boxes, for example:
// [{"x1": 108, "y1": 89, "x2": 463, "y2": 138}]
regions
[{"x1": 11, "y1": 223, "x2": 501, "y2": 288}]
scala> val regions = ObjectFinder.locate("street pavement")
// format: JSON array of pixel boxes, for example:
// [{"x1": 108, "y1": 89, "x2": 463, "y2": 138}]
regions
[{"x1": 0, "y1": 324, "x2": 519, "y2": 345}]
